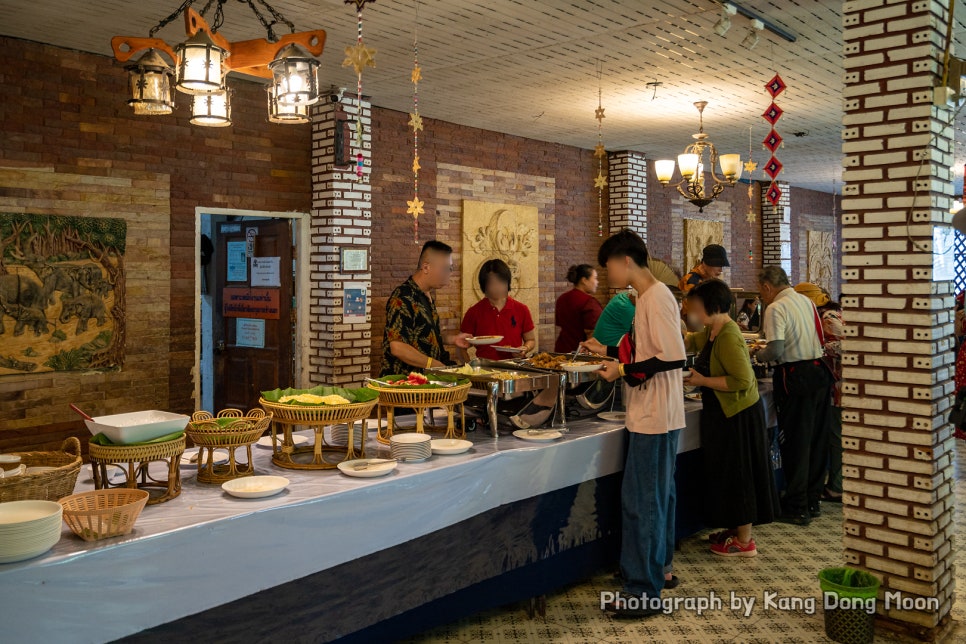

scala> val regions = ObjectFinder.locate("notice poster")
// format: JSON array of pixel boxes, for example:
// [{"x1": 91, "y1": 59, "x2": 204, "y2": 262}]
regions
[
  {"x1": 235, "y1": 318, "x2": 266, "y2": 348},
  {"x1": 222, "y1": 288, "x2": 281, "y2": 319},
  {"x1": 343, "y1": 282, "x2": 367, "y2": 324},
  {"x1": 227, "y1": 241, "x2": 248, "y2": 282},
  {"x1": 251, "y1": 256, "x2": 281, "y2": 287}
]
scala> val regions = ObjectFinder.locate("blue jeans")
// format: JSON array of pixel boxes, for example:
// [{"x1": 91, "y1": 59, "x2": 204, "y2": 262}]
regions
[{"x1": 620, "y1": 429, "x2": 679, "y2": 600}]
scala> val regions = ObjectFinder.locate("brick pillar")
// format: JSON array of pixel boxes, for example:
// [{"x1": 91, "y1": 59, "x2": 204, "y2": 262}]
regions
[
  {"x1": 607, "y1": 150, "x2": 647, "y2": 239},
  {"x1": 309, "y1": 96, "x2": 372, "y2": 386},
  {"x1": 840, "y1": 1, "x2": 956, "y2": 639},
  {"x1": 760, "y1": 180, "x2": 791, "y2": 275}
]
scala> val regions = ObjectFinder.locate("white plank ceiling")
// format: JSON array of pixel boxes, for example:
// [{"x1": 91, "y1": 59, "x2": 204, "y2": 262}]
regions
[{"x1": 2, "y1": 0, "x2": 966, "y2": 193}]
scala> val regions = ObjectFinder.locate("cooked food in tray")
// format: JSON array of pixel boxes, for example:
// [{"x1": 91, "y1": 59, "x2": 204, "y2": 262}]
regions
[{"x1": 527, "y1": 352, "x2": 569, "y2": 370}]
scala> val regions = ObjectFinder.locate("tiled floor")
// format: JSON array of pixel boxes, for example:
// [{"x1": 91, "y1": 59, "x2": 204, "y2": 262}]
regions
[{"x1": 402, "y1": 441, "x2": 964, "y2": 643}]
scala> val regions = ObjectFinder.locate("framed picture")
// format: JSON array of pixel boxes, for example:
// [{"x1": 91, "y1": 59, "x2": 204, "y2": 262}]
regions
[{"x1": 340, "y1": 247, "x2": 368, "y2": 273}]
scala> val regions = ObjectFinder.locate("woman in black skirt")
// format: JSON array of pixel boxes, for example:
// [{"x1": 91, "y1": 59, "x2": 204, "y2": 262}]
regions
[{"x1": 683, "y1": 279, "x2": 780, "y2": 557}]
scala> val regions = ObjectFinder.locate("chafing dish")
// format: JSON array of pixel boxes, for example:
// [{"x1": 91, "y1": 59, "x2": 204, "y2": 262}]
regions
[{"x1": 428, "y1": 361, "x2": 566, "y2": 437}]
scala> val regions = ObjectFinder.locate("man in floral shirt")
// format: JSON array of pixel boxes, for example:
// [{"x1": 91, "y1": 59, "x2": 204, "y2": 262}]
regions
[{"x1": 381, "y1": 240, "x2": 471, "y2": 377}]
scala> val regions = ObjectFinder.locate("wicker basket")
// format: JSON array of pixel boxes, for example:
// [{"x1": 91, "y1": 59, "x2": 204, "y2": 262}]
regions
[
  {"x1": 366, "y1": 382, "x2": 471, "y2": 407},
  {"x1": 60, "y1": 488, "x2": 149, "y2": 542},
  {"x1": 258, "y1": 398, "x2": 378, "y2": 424},
  {"x1": 0, "y1": 437, "x2": 83, "y2": 503},
  {"x1": 186, "y1": 409, "x2": 272, "y2": 446}
]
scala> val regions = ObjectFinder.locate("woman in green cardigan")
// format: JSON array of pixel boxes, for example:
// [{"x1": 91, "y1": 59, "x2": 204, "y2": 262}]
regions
[{"x1": 683, "y1": 279, "x2": 780, "y2": 557}]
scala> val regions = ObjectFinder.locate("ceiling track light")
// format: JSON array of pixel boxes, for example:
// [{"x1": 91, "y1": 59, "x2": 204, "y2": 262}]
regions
[
  {"x1": 713, "y1": 3, "x2": 737, "y2": 37},
  {"x1": 741, "y1": 19, "x2": 764, "y2": 50},
  {"x1": 716, "y1": 1, "x2": 797, "y2": 43}
]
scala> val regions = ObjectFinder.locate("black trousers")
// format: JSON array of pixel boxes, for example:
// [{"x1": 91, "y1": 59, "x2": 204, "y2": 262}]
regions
[{"x1": 773, "y1": 360, "x2": 833, "y2": 514}]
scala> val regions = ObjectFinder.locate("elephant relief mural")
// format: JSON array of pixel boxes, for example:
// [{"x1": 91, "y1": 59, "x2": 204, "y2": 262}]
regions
[
  {"x1": 0, "y1": 214, "x2": 125, "y2": 375},
  {"x1": 461, "y1": 201, "x2": 539, "y2": 323}
]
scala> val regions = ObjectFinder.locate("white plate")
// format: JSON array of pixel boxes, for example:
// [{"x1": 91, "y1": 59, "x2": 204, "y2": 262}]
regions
[
  {"x1": 86, "y1": 464, "x2": 125, "y2": 481},
  {"x1": 685, "y1": 393, "x2": 703, "y2": 402},
  {"x1": 560, "y1": 361, "x2": 605, "y2": 373},
  {"x1": 430, "y1": 439, "x2": 473, "y2": 455},
  {"x1": 513, "y1": 429, "x2": 562, "y2": 442},
  {"x1": 221, "y1": 475, "x2": 290, "y2": 499},
  {"x1": 467, "y1": 335, "x2": 503, "y2": 346},
  {"x1": 338, "y1": 459, "x2": 397, "y2": 478},
  {"x1": 597, "y1": 411, "x2": 626, "y2": 423},
  {"x1": 180, "y1": 448, "x2": 231, "y2": 466},
  {"x1": 255, "y1": 434, "x2": 309, "y2": 448},
  {"x1": 492, "y1": 345, "x2": 526, "y2": 354}
]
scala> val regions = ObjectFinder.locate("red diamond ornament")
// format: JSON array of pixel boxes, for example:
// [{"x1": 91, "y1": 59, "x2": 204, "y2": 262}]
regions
[
  {"x1": 762, "y1": 102, "x2": 783, "y2": 125},
  {"x1": 765, "y1": 74, "x2": 786, "y2": 98},
  {"x1": 766, "y1": 182, "x2": 783, "y2": 206},
  {"x1": 763, "y1": 129, "x2": 783, "y2": 153},
  {"x1": 764, "y1": 156, "x2": 783, "y2": 179}
]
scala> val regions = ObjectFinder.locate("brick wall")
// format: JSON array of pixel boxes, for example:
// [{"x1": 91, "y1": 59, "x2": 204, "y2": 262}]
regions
[
  {"x1": 607, "y1": 151, "x2": 647, "y2": 237},
  {"x1": 369, "y1": 108, "x2": 602, "y2": 374},
  {"x1": 0, "y1": 167, "x2": 170, "y2": 453},
  {"x1": 840, "y1": 0, "x2": 956, "y2": 638},
  {"x1": 0, "y1": 36, "x2": 311, "y2": 446}
]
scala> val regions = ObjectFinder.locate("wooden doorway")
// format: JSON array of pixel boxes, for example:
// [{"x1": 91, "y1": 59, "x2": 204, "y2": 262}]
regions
[{"x1": 196, "y1": 209, "x2": 307, "y2": 415}]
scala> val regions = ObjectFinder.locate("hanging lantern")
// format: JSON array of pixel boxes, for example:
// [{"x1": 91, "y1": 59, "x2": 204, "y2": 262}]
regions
[
  {"x1": 174, "y1": 30, "x2": 227, "y2": 95},
  {"x1": 267, "y1": 87, "x2": 310, "y2": 124},
  {"x1": 269, "y1": 43, "x2": 321, "y2": 106},
  {"x1": 190, "y1": 89, "x2": 231, "y2": 127},
  {"x1": 124, "y1": 49, "x2": 175, "y2": 115}
]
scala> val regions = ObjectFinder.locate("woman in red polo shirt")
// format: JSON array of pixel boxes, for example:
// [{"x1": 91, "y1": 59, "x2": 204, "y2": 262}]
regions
[
  {"x1": 554, "y1": 264, "x2": 603, "y2": 352},
  {"x1": 460, "y1": 259, "x2": 535, "y2": 361}
]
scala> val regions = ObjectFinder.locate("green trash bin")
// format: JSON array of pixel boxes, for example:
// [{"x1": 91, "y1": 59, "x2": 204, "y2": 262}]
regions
[{"x1": 818, "y1": 567, "x2": 880, "y2": 644}]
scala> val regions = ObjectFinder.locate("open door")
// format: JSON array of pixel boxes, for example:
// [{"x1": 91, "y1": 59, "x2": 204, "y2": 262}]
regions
[{"x1": 212, "y1": 219, "x2": 293, "y2": 411}]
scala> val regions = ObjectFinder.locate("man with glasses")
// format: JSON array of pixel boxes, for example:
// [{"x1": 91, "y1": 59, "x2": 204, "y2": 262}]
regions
[{"x1": 381, "y1": 240, "x2": 472, "y2": 377}]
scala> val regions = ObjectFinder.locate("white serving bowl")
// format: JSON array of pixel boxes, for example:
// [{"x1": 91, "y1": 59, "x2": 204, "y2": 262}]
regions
[
  {"x1": 84, "y1": 410, "x2": 189, "y2": 445},
  {"x1": 430, "y1": 439, "x2": 473, "y2": 455}
]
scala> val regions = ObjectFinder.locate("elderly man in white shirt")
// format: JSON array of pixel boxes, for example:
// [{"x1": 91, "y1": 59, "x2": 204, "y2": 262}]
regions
[{"x1": 753, "y1": 266, "x2": 832, "y2": 527}]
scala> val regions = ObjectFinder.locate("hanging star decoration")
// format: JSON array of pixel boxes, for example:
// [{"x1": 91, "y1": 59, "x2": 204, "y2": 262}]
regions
[
  {"x1": 408, "y1": 1, "x2": 423, "y2": 243},
  {"x1": 744, "y1": 125, "x2": 757, "y2": 223},
  {"x1": 343, "y1": 42, "x2": 376, "y2": 75},
  {"x1": 341, "y1": 0, "x2": 377, "y2": 181},
  {"x1": 406, "y1": 196, "x2": 425, "y2": 217},
  {"x1": 744, "y1": 159, "x2": 758, "y2": 174},
  {"x1": 408, "y1": 112, "x2": 423, "y2": 132},
  {"x1": 593, "y1": 61, "x2": 607, "y2": 237}
]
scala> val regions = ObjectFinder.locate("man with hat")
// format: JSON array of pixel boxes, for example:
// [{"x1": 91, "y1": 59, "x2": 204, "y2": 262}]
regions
[{"x1": 679, "y1": 244, "x2": 730, "y2": 296}]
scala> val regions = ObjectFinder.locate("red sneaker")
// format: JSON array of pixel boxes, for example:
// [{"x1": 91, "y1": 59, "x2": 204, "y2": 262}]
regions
[
  {"x1": 711, "y1": 536, "x2": 757, "y2": 557},
  {"x1": 708, "y1": 528, "x2": 737, "y2": 544}
]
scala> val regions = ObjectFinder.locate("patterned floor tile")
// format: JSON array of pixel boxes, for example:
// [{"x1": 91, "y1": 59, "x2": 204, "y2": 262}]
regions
[{"x1": 403, "y1": 440, "x2": 966, "y2": 643}]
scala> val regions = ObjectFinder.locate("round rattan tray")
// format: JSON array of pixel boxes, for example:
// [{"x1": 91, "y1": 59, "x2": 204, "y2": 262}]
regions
[
  {"x1": 186, "y1": 409, "x2": 273, "y2": 483},
  {"x1": 367, "y1": 382, "x2": 471, "y2": 444},
  {"x1": 257, "y1": 398, "x2": 378, "y2": 470},
  {"x1": 88, "y1": 435, "x2": 185, "y2": 505}
]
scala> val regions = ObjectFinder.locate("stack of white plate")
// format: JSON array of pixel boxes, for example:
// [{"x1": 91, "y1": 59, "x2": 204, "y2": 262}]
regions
[
  {"x1": 329, "y1": 422, "x2": 365, "y2": 449},
  {"x1": 0, "y1": 500, "x2": 63, "y2": 564},
  {"x1": 389, "y1": 433, "x2": 432, "y2": 462}
]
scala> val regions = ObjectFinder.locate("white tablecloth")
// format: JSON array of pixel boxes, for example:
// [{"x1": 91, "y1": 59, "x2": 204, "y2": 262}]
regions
[{"x1": 1, "y1": 386, "x2": 774, "y2": 643}]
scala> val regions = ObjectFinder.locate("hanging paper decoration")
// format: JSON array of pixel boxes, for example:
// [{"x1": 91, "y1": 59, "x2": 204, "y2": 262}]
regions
[
  {"x1": 593, "y1": 61, "x2": 607, "y2": 237},
  {"x1": 342, "y1": 0, "x2": 377, "y2": 182},
  {"x1": 408, "y1": 1, "x2": 423, "y2": 243},
  {"x1": 745, "y1": 125, "x2": 757, "y2": 224},
  {"x1": 762, "y1": 73, "x2": 785, "y2": 207}
]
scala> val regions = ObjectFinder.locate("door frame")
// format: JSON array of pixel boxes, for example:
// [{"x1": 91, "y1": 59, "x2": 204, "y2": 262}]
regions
[{"x1": 193, "y1": 207, "x2": 310, "y2": 411}]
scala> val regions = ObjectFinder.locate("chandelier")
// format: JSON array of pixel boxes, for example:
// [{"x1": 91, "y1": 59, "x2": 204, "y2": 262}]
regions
[
  {"x1": 654, "y1": 101, "x2": 742, "y2": 212},
  {"x1": 111, "y1": 0, "x2": 326, "y2": 127}
]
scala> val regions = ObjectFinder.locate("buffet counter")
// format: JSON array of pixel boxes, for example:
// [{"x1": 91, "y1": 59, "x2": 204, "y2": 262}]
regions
[{"x1": 2, "y1": 386, "x2": 775, "y2": 643}]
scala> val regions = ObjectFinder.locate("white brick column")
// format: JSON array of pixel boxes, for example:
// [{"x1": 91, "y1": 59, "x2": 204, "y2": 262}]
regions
[
  {"x1": 840, "y1": 0, "x2": 956, "y2": 639},
  {"x1": 760, "y1": 180, "x2": 791, "y2": 274},
  {"x1": 309, "y1": 97, "x2": 372, "y2": 386},
  {"x1": 607, "y1": 150, "x2": 647, "y2": 239}
]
